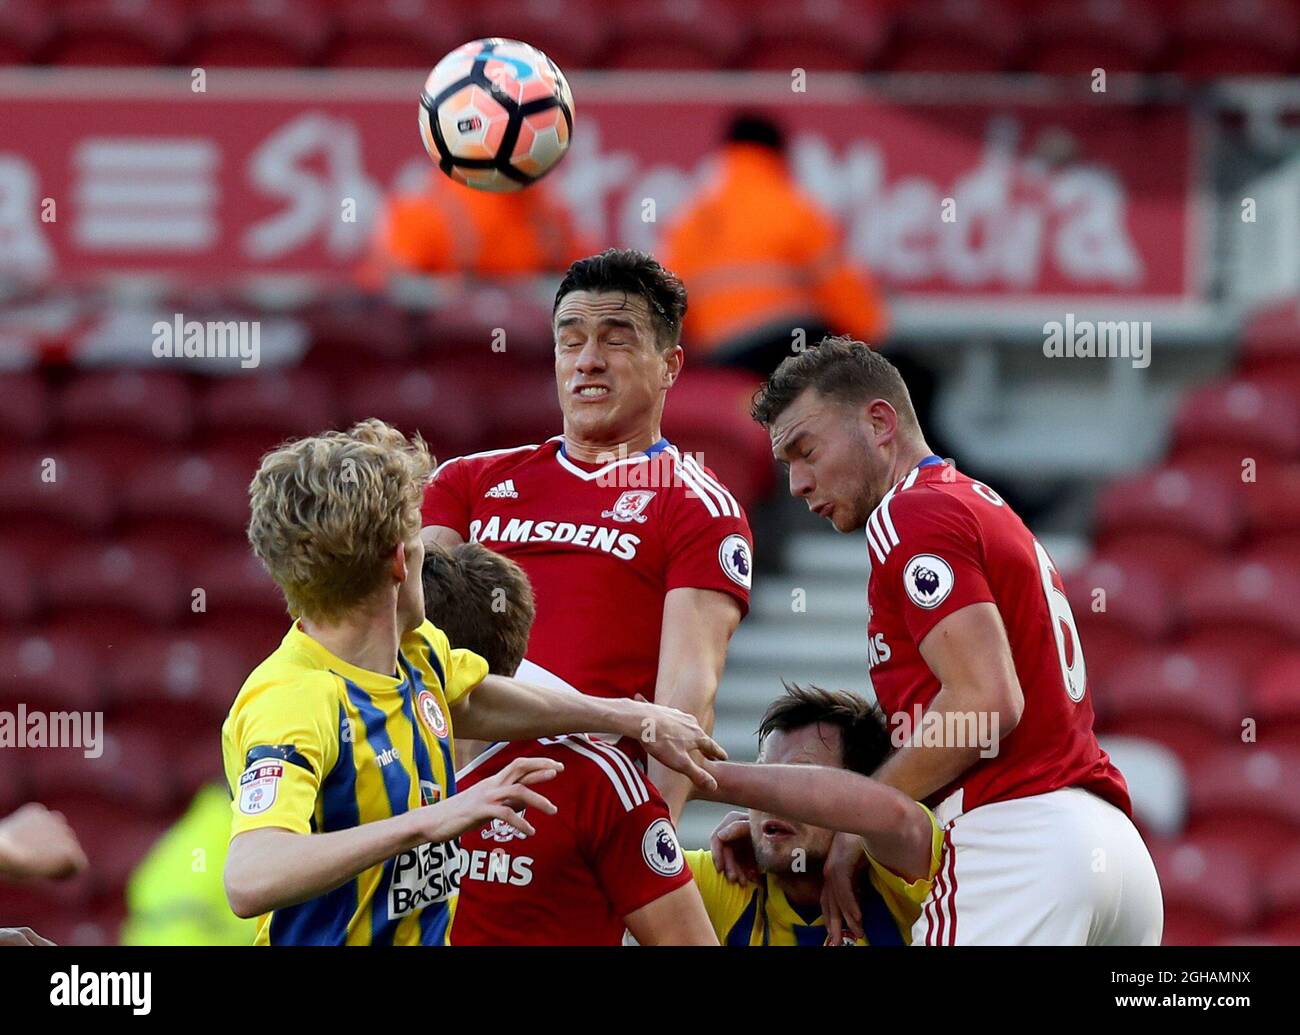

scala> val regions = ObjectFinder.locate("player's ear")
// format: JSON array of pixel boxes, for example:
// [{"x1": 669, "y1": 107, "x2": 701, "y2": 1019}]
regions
[
  {"x1": 662, "y1": 344, "x2": 684, "y2": 388},
  {"x1": 862, "y1": 398, "x2": 898, "y2": 444},
  {"x1": 391, "y1": 541, "x2": 408, "y2": 583}
]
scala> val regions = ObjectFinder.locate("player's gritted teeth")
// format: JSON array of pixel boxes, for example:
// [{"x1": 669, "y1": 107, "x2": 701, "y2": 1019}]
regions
[{"x1": 572, "y1": 382, "x2": 612, "y2": 401}]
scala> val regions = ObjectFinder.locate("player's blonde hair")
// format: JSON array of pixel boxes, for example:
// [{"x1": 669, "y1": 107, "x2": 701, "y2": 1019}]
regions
[{"x1": 247, "y1": 419, "x2": 434, "y2": 623}]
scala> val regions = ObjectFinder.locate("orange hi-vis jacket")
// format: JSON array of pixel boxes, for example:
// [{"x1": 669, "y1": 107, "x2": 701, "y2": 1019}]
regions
[
  {"x1": 369, "y1": 173, "x2": 590, "y2": 279},
  {"x1": 662, "y1": 144, "x2": 889, "y2": 354}
]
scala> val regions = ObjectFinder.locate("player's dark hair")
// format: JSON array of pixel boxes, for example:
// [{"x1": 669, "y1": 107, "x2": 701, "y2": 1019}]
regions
[
  {"x1": 757, "y1": 683, "x2": 892, "y2": 777},
  {"x1": 553, "y1": 248, "x2": 688, "y2": 351},
  {"x1": 750, "y1": 335, "x2": 917, "y2": 430},
  {"x1": 725, "y1": 112, "x2": 785, "y2": 153},
  {"x1": 421, "y1": 543, "x2": 535, "y2": 677}
]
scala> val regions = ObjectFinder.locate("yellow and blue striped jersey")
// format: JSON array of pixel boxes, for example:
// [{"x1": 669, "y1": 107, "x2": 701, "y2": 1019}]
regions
[
  {"x1": 684, "y1": 803, "x2": 943, "y2": 946},
  {"x1": 220, "y1": 619, "x2": 488, "y2": 946}
]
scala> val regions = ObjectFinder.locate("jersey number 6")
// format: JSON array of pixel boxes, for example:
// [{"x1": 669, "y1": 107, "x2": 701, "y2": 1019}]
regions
[{"x1": 1033, "y1": 539, "x2": 1088, "y2": 703}]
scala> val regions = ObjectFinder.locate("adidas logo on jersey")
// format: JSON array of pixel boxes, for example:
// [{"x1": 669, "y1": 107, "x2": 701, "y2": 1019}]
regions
[{"x1": 485, "y1": 480, "x2": 519, "y2": 499}]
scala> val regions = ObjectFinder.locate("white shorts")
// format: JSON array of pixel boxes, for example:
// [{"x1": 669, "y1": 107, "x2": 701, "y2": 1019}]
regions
[{"x1": 912, "y1": 786, "x2": 1163, "y2": 946}]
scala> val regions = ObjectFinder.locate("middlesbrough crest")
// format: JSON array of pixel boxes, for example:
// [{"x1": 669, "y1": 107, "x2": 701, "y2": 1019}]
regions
[{"x1": 601, "y1": 490, "x2": 656, "y2": 523}]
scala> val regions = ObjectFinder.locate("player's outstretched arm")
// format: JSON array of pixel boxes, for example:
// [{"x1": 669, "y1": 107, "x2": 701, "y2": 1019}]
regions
[
  {"x1": 448, "y1": 676, "x2": 726, "y2": 792},
  {"x1": 648, "y1": 587, "x2": 742, "y2": 821},
  {"x1": 699, "y1": 761, "x2": 933, "y2": 883},
  {"x1": 623, "y1": 883, "x2": 719, "y2": 946},
  {"x1": 224, "y1": 758, "x2": 561, "y2": 918}
]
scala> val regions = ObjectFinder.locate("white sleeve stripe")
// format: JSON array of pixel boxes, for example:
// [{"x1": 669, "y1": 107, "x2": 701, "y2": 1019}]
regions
[
  {"x1": 586, "y1": 739, "x2": 649, "y2": 803},
  {"x1": 674, "y1": 463, "x2": 723, "y2": 518},
  {"x1": 683, "y1": 456, "x2": 740, "y2": 518},
  {"x1": 865, "y1": 518, "x2": 887, "y2": 564},
  {"x1": 560, "y1": 737, "x2": 639, "y2": 811}
]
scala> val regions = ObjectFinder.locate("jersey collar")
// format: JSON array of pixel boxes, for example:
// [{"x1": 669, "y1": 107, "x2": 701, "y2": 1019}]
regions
[
  {"x1": 286, "y1": 622, "x2": 406, "y2": 693},
  {"x1": 553, "y1": 435, "x2": 671, "y2": 482}
]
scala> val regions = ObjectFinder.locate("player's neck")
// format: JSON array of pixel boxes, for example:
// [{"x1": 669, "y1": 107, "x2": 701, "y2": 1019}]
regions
[
  {"x1": 561, "y1": 426, "x2": 662, "y2": 465},
  {"x1": 301, "y1": 608, "x2": 401, "y2": 680},
  {"x1": 886, "y1": 440, "x2": 936, "y2": 490},
  {"x1": 774, "y1": 871, "x2": 824, "y2": 910}
]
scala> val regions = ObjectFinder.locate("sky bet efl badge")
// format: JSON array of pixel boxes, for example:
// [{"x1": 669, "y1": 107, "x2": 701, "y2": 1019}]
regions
[
  {"x1": 418, "y1": 689, "x2": 449, "y2": 739},
  {"x1": 238, "y1": 762, "x2": 283, "y2": 816}
]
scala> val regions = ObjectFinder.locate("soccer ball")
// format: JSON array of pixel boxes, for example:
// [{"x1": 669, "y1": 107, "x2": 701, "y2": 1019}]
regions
[{"x1": 419, "y1": 38, "x2": 574, "y2": 193}]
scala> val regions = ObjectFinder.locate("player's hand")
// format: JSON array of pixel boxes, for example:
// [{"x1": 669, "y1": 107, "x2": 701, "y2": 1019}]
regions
[
  {"x1": 709, "y1": 810, "x2": 759, "y2": 885},
  {"x1": 0, "y1": 803, "x2": 88, "y2": 881},
  {"x1": 820, "y1": 831, "x2": 867, "y2": 944},
  {"x1": 0, "y1": 927, "x2": 55, "y2": 946},
  {"x1": 420, "y1": 757, "x2": 562, "y2": 842},
  {"x1": 634, "y1": 695, "x2": 726, "y2": 793}
]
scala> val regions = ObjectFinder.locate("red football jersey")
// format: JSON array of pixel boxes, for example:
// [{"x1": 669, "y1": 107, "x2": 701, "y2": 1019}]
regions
[
  {"x1": 422, "y1": 437, "x2": 753, "y2": 748},
  {"x1": 865, "y1": 459, "x2": 1131, "y2": 816},
  {"x1": 450, "y1": 735, "x2": 694, "y2": 945}
]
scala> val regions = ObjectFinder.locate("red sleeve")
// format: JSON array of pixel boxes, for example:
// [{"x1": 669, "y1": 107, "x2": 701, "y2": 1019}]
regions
[
  {"x1": 421, "y1": 457, "x2": 476, "y2": 536},
  {"x1": 663, "y1": 465, "x2": 753, "y2": 617},
  {"x1": 580, "y1": 753, "x2": 694, "y2": 918},
  {"x1": 884, "y1": 488, "x2": 995, "y2": 645}
]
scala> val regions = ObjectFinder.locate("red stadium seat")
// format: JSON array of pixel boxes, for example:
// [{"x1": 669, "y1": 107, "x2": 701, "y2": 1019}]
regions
[
  {"x1": 606, "y1": 0, "x2": 746, "y2": 70},
  {"x1": 57, "y1": 369, "x2": 194, "y2": 444},
  {"x1": 888, "y1": 0, "x2": 1021, "y2": 73},
  {"x1": 1263, "y1": 842, "x2": 1300, "y2": 940},
  {"x1": 477, "y1": 366, "x2": 562, "y2": 453},
  {"x1": 0, "y1": 0, "x2": 54, "y2": 65},
  {"x1": 190, "y1": 0, "x2": 333, "y2": 67},
  {"x1": 45, "y1": 543, "x2": 184, "y2": 637},
  {"x1": 0, "y1": 631, "x2": 105, "y2": 714},
  {"x1": 1062, "y1": 555, "x2": 1177, "y2": 696},
  {"x1": 0, "y1": 749, "x2": 28, "y2": 815},
  {"x1": 1185, "y1": 747, "x2": 1300, "y2": 868},
  {"x1": 48, "y1": 0, "x2": 192, "y2": 66},
  {"x1": 184, "y1": 545, "x2": 286, "y2": 656},
  {"x1": 343, "y1": 364, "x2": 491, "y2": 458},
  {"x1": 1254, "y1": 652, "x2": 1300, "y2": 751},
  {"x1": 469, "y1": 0, "x2": 607, "y2": 72},
  {"x1": 1170, "y1": 378, "x2": 1300, "y2": 470},
  {"x1": 0, "y1": 371, "x2": 50, "y2": 441},
  {"x1": 199, "y1": 369, "x2": 338, "y2": 453},
  {"x1": 1149, "y1": 836, "x2": 1258, "y2": 945},
  {"x1": 177, "y1": 734, "x2": 227, "y2": 800},
  {"x1": 29, "y1": 726, "x2": 179, "y2": 816},
  {"x1": 1175, "y1": 0, "x2": 1300, "y2": 78},
  {"x1": 743, "y1": 2, "x2": 889, "y2": 72},
  {"x1": 0, "y1": 448, "x2": 116, "y2": 549},
  {"x1": 1238, "y1": 299, "x2": 1300, "y2": 381},
  {"x1": 328, "y1": 0, "x2": 468, "y2": 69},
  {"x1": 1177, "y1": 559, "x2": 1300, "y2": 681},
  {"x1": 1093, "y1": 465, "x2": 1243, "y2": 585},
  {"x1": 1100, "y1": 647, "x2": 1245, "y2": 764},
  {"x1": 1026, "y1": 0, "x2": 1165, "y2": 75},
  {"x1": 302, "y1": 297, "x2": 417, "y2": 378},
  {"x1": 121, "y1": 452, "x2": 254, "y2": 558},
  {"x1": 110, "y1": 631, "x2": 252, "y2": 725},
  {"x1": 419, "y1": 282, "x2": 556, "y2": 362},
  {"x1": 0, "y1": 545, "x2": 37, "y2": 624},
  {"x1": 38, "y1": 795, "x2": 177, "y2": 901},
  {"x1": 1242, "y1": 464, "x2": 1300, "y2": 549}
]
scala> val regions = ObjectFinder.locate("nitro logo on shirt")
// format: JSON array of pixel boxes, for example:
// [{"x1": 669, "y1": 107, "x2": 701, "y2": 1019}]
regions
[
  {"x1": 237, "y1": 762, "x2": 283, "y2": 815},
  {"x1": 470, "y1": 516, "x2": 641, "y2": 560},
  {"x1": 642, "y1": 819, "x2": 684, "y2": 877},
  {"x1": 904, "y1": 554, "x2": 955, "y2": 609}
]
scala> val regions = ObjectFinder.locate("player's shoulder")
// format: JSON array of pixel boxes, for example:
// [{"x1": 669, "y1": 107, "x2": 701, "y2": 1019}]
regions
[
  {"x1": 660, "y1": 444, "x2": 747, "y2": 522},
  {"x1": 432, "y1": 439, "x2": 555, "y2": 482},
  {"x1": 541, "y1": 735, "x2": 656, "y2": 813},
  {"x1": 868, "y1": 464, "x2": 988, "y2": 561},
  {"x1": 228, "y1": 640, "x2": 342, "y2": 728}
]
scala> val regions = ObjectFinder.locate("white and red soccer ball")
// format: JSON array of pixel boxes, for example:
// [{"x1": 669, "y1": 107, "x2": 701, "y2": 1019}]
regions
[{"x1": 419, "y1": 38, "x2": 574, "y2": 193}]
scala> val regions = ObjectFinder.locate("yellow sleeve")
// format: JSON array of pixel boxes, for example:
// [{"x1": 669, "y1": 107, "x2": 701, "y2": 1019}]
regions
[
  {"x1": 415, "y1": 619, "x2": 488, "y2": 706},
  {"x1": 684, "y1": 849, "x2": 754, "y2": 945},
  {"x1": 865, "y1": 802, "x2": 944, "y2": 907},
  {"x1": 221, "y1": 674, "x2": 340, "y2": 839}
]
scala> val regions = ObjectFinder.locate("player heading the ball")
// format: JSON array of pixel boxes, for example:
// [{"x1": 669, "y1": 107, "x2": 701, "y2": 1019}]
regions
[{"x1": 221, "y1": 419, "x2": 724, "y2": 945}]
